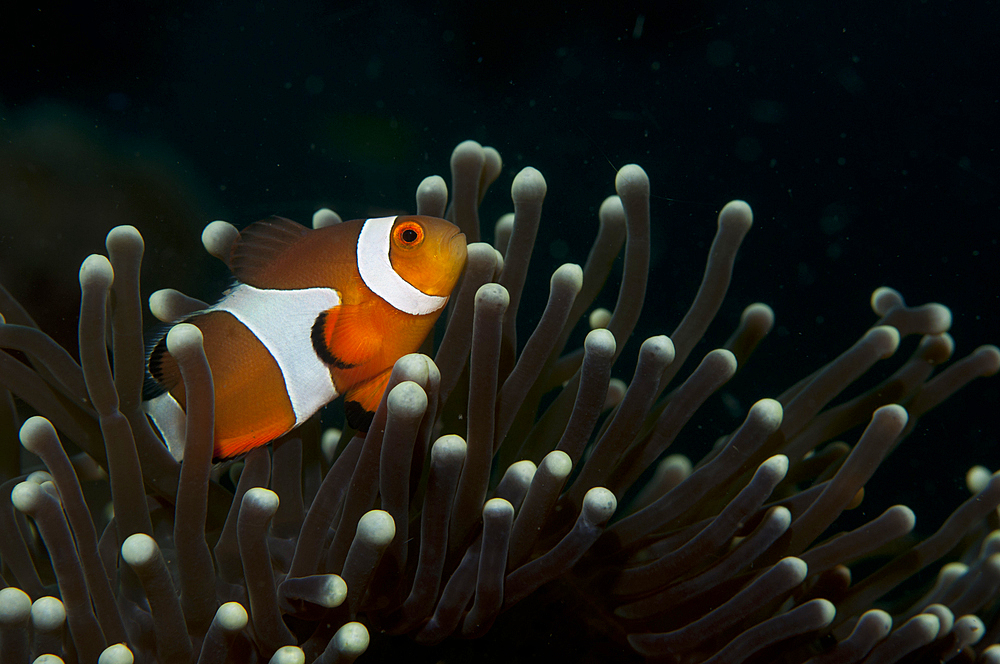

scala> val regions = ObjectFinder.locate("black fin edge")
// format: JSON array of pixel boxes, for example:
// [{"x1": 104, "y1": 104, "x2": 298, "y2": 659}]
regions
[
  {"x1": 344, "y1": 400, "x2": 375, "y2": 432},
  {"x1": 311, "y1": 311, "x2": 357, "y2": 370}
]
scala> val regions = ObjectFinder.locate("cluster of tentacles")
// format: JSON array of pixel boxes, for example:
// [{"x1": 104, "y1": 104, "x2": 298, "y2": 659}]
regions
[{"x1": 0, "y1": 140, "x2": 998, "y2": 664}]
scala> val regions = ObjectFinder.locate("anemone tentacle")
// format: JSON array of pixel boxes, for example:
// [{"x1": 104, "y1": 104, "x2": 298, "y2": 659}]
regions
[{"x1": 0, "y1": 140, "x2": 998, "y2": 664}]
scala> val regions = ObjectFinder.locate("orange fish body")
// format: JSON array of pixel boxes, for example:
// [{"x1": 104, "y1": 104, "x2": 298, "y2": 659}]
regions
[{"x1": 146, "y1": 215, "x2": 466, "y2": 459}]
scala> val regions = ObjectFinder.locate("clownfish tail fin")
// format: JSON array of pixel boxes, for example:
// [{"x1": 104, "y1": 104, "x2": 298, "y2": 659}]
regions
[
  {"x1": 146, "y1": 333, "x2": 182, "y2": 395},
  {"x1": 142, "y1": 373, "x2": 167, "y2": 400}
]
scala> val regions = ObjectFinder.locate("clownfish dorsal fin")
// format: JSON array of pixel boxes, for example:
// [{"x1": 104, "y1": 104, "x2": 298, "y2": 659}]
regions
[
  {"x1": 312, "y1": 303, "x2": 384, "y2": 371},
  {"x1": 343, "y1": 367, "x2": 392, "y2": 432},
  {"x1": 230, "y1": 216, "x2": 311, "y2": 286}
]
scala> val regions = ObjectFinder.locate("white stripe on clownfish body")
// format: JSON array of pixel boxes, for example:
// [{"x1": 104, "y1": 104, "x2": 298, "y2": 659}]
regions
[
  {"x1": 145, "y1": 391, "x2": 187, "y2": 461},
  {"x1": 146, "y1": 284, "x2": 340, "y2": 462},
  {"x1": 214, "y1": 283, "x2": 342, "y2": 424}
]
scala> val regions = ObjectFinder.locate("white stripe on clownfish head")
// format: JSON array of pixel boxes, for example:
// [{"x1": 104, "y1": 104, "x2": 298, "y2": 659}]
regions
[{"x1": 356, "y1": 216, "x2": 449, "y2": 316}]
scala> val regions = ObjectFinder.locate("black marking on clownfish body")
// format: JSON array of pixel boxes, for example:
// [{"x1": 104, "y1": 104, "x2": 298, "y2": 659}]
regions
[{"x1": 311, "y1": 310, "x2": 357, "y2": 370}]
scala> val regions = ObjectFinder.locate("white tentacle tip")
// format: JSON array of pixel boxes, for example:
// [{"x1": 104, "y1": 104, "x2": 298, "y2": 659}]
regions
[
  {"x1": 356, "y1": 509, "x2": 396, "y2": 547},
  {"x1": 582, "y1": 487, "x2": 617, "y2": 525},
  {"x1": 215, "y1": 601, "x2": 249, "y2": 632},
  {"x1": 312, "y1": 208, "x2": 342, "y2": 229},
  {"x1": 202, "y1": 220, "x2": 239, "y2": 261},
  {"x1": 18, "y1": 416, "x2": 57, "y2": 454},
  {"x1": 243, "y1": 487, "x2": 281, "y2": 516},
  {"x1": 718, "y1": 199, "x2": 753, "y2": 230},
  {"x1": 511, "y1": 166, "x2": 547, "y2": 201},
  {"x1": 79, "y1": 254, "x2": 114, "y2": 289},
  {"x1": 165, "y1": 322, "x2": 205, "y2": 358},
  {"x1": 98, "y1": 643, "x2": 135, "y2": 664},
  {"x1": 121, "y1": 533, "x2": 159, "y2": 569},
  {"x1": 615, "y1": 164, "x2": 650, "y2": 199}
]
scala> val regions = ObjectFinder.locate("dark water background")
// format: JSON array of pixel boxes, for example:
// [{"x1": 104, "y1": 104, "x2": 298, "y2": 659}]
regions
[{"x1": 1, "y1": 0, "x2": 997, "y2": 599}]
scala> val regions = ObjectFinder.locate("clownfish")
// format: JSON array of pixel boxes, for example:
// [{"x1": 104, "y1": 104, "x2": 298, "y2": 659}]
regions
[{"x1": 145, "y1": 214, "x2": 467, "y2": 460}]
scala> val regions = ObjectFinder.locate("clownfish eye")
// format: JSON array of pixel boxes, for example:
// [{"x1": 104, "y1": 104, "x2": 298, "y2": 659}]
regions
[{"x1": 395, "y1": 222, "x2": 424, "y2": 246}]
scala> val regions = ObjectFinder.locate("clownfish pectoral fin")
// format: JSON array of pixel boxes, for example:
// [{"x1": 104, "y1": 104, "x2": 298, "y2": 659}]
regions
[
  {"x1": 343, "y1": 367, "x2": 393, "y2": 432},
  {"x1": 230, "y1": 216, "x2": 310, "y2": 286},
  {"x1": 311, "y1": 303, "x2": 383, "y2": 370}
]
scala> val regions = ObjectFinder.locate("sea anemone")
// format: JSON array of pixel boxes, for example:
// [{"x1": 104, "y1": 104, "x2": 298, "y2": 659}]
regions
[{"x1": 0, "y1": 140, "x2": 997, "y2": 664}]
